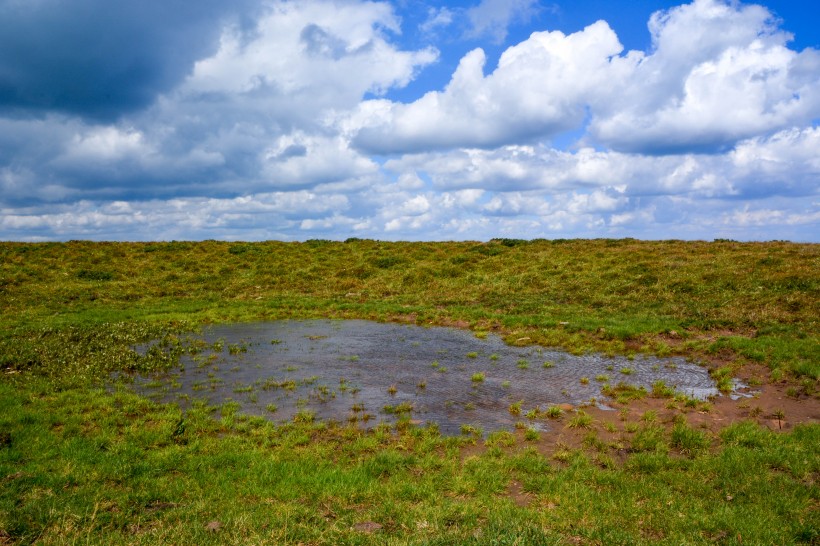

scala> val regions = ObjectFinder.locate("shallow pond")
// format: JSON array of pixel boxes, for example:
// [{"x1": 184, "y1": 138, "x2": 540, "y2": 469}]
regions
[{"x1": 130, "y1": 320, "x2": 733, "y2": 435}]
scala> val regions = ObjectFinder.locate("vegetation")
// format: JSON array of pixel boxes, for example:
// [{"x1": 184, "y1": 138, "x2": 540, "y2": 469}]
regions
[{"x1": 0, "y1": 239, "x2": 818, "y2": 544}]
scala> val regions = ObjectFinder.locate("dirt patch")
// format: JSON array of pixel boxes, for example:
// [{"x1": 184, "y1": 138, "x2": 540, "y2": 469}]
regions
[
  {"x1": 352, "y1": 521, "x2": 383, "y2": 534},
  {"x1": 480, "y1": 376, "x2": 818, "y2": 464},
  {"x1": 437, "y1": 317, "x2": 471, "y2": 329},
  {"x1": 506, "y1": 480, "x2": 531, "y2": 507}
]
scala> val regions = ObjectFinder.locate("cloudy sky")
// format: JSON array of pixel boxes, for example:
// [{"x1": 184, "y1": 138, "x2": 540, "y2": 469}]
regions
[{"x1": 1, "y1": 0, "x2": 818, "y2": 242}]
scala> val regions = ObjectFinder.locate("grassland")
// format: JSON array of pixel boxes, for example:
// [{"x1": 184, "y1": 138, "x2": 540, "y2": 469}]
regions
[{"x1": 0, "y1": 239, "x2": 818, "y2": 544}]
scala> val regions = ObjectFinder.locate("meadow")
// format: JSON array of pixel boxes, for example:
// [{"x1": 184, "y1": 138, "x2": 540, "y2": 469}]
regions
[{"x1": 0, "y1": 239, "x2": 817, "y2": 544}]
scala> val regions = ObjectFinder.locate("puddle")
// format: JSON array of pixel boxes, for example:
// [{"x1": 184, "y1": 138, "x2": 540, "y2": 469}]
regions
[{"x1": 126, "y1": 320, "x2": 736, "y2": 435}]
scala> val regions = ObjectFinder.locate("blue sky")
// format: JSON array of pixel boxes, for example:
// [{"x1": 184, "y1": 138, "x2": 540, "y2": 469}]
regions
[{"x1": 0, "y1": 0, "x2": 818, "y2": 242}]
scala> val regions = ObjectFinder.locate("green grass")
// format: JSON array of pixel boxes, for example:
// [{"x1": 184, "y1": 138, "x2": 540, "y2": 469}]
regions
[
  {"x1": 0, "y1": 239, "x2": 818, "y2": 544},
  {"x1": 545, "y1": 405, "x2": 563, "y2": 419},
  {"x1": 567, "y1": 410, "x2": 594, "y2": 429},
  {"x1": 1, "y1": 378, "x2": 817, "y2": 544},
  {"x1": 2, "y1": 239, "x2": 818, "y2": 378}
]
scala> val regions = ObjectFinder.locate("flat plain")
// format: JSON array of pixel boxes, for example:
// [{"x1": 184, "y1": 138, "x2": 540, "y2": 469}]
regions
[{"x1": 0, "y1": 239, "x2": 817, "y2": 544}]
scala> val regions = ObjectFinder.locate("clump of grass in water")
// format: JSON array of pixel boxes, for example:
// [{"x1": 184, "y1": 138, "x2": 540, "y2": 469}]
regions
[
  {"x1": 228, "y1": 342, "x2": 248, "y2": 355},
  {"x1": 471, "y1": 372, "x2": 485, "y2": 383},
  {"x1": 383, "y1": 402, "x2": 413, "y2": 414},
  {"x1": 460, "y1": 424, "x2": 481, "y2": 436},
  {"x1": 651, "y1": 380, "x2": 676, "y2": 398},
  {"x1": 542, "y1": 361, "x2": 554, "y2": 368},
  {"x1": 508, "y1": 400, "x2": 523, "y2": 416},
  {"x1": 602, "y1": 382, "x2": 648, "y2": 404},
  {"x1": 293, "y1": 410, "x2": 315, "y2": 424},
  {"x1": 466, "y1": 352, "x2": 478, "y2": 358},
  {"x1": 711, "y1": 366, "x2": 734, "y2": 393},
  {"x1": 517, "y1": 360, "x2": 529, "y2": 370}
]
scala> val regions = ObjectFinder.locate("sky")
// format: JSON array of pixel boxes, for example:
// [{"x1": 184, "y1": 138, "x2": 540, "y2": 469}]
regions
[{"x1": 0, "y1": 0, "x2": 818, "y2": 242}]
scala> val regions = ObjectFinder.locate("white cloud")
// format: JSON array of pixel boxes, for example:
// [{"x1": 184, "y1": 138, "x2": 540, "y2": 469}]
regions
[
  {"x1": 390, "y1": 127, "x2": 820, "y2": 199},
  {"x1": 349, "y1": 21, "x2": 624, "y2": 153},
  {"x1": 728, "y1": 126, "x2": 820, "y2": 196},
  {"x1": 420, "y1": 7, "x2": 454, "y2": 36},
  {"x1": 466, "y1": 0, "x2": 541, "y2": 43},
  {"x1": 0, "y1": 0, "x2": 818, "y2": 243},
  {"x1": 261, "y1": 133, "x2": 378, "y2": 188},
  {"x1": 0, "y1": 190, "x2": 352, "y2": 240},
  {"x1": 61, "y1": 127, "x2": 149, "y2": 163},
  {"x1": 0, "y1": 0, "x2": 437, "y2": 207},
  {"x1": 589, "y1": 0, "x2": 820, "y2": 153},
  {"x1": 185, "y1": 0, "x2": 437, "y2": 106},
  {"x1": 348, "y1": 0, "x2": 819, "y2": 157},
  {"x1": 565, "y1": 190, "x2": 624, "y2": 214}
]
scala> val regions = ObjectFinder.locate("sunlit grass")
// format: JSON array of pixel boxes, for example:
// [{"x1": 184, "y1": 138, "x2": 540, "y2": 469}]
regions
[
  {"x1": 1, "y1": 239, "x2": 817, "y2": 379},
  {"x1": 0, "y1": 239, "x2": 818, "y2": 544}
]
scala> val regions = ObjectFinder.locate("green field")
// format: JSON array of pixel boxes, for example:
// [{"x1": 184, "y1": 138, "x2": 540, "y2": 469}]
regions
[{"x1": 1, "y1": 239, "x2": 818, "y2": 544}]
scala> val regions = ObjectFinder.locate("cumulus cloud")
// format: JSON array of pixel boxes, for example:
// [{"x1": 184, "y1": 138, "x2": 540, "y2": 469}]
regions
[
  {"x1": 185, "y1": 1, "x2": 436, "y2": 106},
  {"x1": 347, "y1": 0, "x2": 819, "y2": 156},
  {"x1": 589, "y1": 0, "x2": 820, "y2": 153},
  {"x1": 0, "y1": 0, "x2": 436, "y2": 207},
  {"x1": 260, "y1": 133, "x2": 379, "y2": 189},
  {"x1": 349, "y1": 21, "x2": 624, "y2": 153},
  {"x1": 0, "y1": 190, "x2": 352, "y2": 241},
  {"x1": 386, "y1": 127, "x2": 820, "y2": 199},
  {"x1": 0, "y1": 0, "x2": 817, "y2": 243}
]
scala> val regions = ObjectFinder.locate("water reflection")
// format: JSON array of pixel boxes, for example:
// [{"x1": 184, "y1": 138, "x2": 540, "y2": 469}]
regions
[{"x1": 130, "y1": 320, "x2": 729, "y2": 435}]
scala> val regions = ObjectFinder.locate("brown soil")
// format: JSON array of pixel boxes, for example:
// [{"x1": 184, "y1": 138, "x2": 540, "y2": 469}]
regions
[{"x1": 459, "y1": 353, "x2": 819, "y2": 506}]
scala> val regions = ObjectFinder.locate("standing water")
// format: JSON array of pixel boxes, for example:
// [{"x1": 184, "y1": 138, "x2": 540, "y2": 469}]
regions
[{"x1": 128, "y1": 320, "x2": 734, "y2": 435}]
